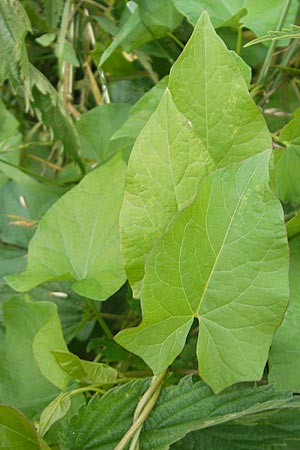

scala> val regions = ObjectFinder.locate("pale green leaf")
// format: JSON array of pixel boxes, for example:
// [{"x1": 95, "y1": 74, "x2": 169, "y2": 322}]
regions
[
  {"x1": 120, "y1": 11, "x2": 271, "y2": 298},
  {"x1": 117, "y1": 151, "x2": 289, "y2": 393},
  {"x1": 136, "y1": 0, "x2": 182, "y2": 32},
  {"x1": 274, "y1": 110, "x2": 300, "y2": 207},
  {"x1": 0, "y1": 0, "x2": 31, "y2": 91},
  {"x1": 0, "y1": 404, "x2": 44, "y2": 450},
  {"x1": 36, "y1": 33, "x2": 56, "y2": 47},
  {"x1": 55, "y1": 41, "x2": 79, "y2": 67},
  {"x1": 53, "y1": 350, "x2": 119, "y2": 385},
  {"x1": 32, "y1": 307, "x2": 70, "y2": 390},
  {"x1": 6, "y1": 154, "x2": 127, "y2": 300},
  {"x1": 269, "y1": 235, "x2": 300, "y2": 390},
  {"x1": 75, "y1": 104, "x2": 131, "y2": 161},
  {"x1": 0, "y1": 297, "x2": 59, "y2": 418},
  {"x1": 39, "y1": 393, "x2": 71, "y2": 437},
  {"x1": 59, "y1": 376, "x2": 298, "y2": 450}
]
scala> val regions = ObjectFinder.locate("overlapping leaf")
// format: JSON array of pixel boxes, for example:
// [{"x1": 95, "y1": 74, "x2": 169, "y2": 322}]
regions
[
  {"x1": 0, "y1": 297, "x2": 59, "y2": 418},
  {"x1": 274, "y1": 110, "x2": 300, "y2": 207},
  {"x1": 269, "y1": 235, "x2": 300, "y2": 390},
  {"x1": 60, "y1": 376, "x2": 299, "y2": 450},
  {"x1": 117, "y1": 151, "x2": 289, "y2": 392},
  {"x1": 120, "y1": 11, "x2": 271, "y2": 299},
  {"x1": 7, "y1": 154, "x2": 127, "y2": 300}
]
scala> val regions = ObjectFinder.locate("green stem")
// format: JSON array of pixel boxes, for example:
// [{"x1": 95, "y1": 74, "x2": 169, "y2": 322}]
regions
[
  {"x1": 257, "y1": 0, "x2": 293, "y2": 84},
  {"x1": 236, "y1": 26, "x2": 242, "y2": 55},
  {"x1": 69, "y1": 384, "x2": 105, "y2": 397},
  {"x1": 168, "y1": 32, "x2": 185, "y2": 49},
  {"x1": 88, "y1": 300, "x2": 114, "y2": 339},
  {"x1": 114, "y1": 370, "x2": 167, "y2": 450}
]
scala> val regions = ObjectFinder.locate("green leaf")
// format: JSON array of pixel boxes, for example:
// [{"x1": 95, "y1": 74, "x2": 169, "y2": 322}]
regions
[
  {"x1": 99, "y1": 1, "x2": 181, "y2": 67},
  {"x1": 0, "y1": 404, "x2": 48, "y2": 450},
  {"x1": 42, "y1": 0, "x2": 64, "y2": 30},
  {"x1": 0, "y1": 297, "x2": 59, "y2": 418},
  {"x1": 0, "y1": 0, "x2": 31, "y2": 92},
  {"x1": 269, "y1": 235, "x2": 300, "y2": 390},
  {"x1": 170, "y1": 405, "x2": 300, "y2": 450},
  {"x1": 59, "y1": 376, "x2": 298, "y2": 450},
  {"x1": 52, "y1": 350, "x2": 119, "y2": 385},
  {"x1": 287, "y1": 213, "x2": 300, "y2": 239},
  {"x1": 117, "y1": 151, "x2": 289, "y2": 392},
  {"x1": 6, "y1": 154, "x2": 127, "y2": 301},
  {"x1": 75, "y1": 104, "x2": 131, "y2": 161},
  {"x1": 29, "y1": 65, "x2": 84, "y2": 173},
  {"x1": 36, "y1": 33, "x2": 56, "y2": 47},
  {"x1": 0, "y1": 98, "x2": 22, "y2": 168},
  {"x1": 39, "y1": 393, "x2": 71, "y2": 437},
  {"x1": 274, "y1": 110, "x2": 300, "y2": 207},
  {"x1": 120, "y1": 11, "x2": 271, "y2": 299},
  {"x1": 32, "y1": 305, "x2": 70, "y2": 390},
  {"x1": 173, "y1": 0, "x2": 299, "y2": 44}
]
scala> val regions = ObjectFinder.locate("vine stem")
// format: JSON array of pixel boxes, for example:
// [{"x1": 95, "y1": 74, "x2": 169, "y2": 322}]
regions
[
  {"x1": 88, "y1": 300, "x2": 113, "y2": 339},
  {"x1": 114, "y1": 370, "x2": 167, "y2": 450},
  {"x1": 257, "y1": 0, "x2": 293, "y2": 84}
]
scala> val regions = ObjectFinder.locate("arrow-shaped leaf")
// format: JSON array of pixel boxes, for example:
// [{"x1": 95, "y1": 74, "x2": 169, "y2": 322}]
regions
[
  {"x1": 116, "y1": 151, "x2": 289, "y2": 393},
  {"x1": 120, "y1": 11, "x2": 271, "y2": 298}
]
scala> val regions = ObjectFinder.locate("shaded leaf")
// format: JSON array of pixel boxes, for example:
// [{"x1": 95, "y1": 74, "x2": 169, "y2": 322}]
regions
[
  {"x1": 99, "y1": 1, "x2": 181, "y2": 67},
  {"x1": 32, "y1": 305, "x2": 70, "y2": 390},
  {"x1": 6, "y1": 154, "x2": 127, "y2": 300},
  {"x1": 0, "y1": 0, "x2": 31, "y2": 92},
  {"x1": 0, "y1": 404, "x2": 49, "y2": 450},
  {"x1": 42, "y1": 0, "x2": 64, "y2": 30},
  {"x1": 0, "y1": 297, "x2": 59, "y2": 418},
  {"x1": 269, "y1": 235, "x2": 300, "y2": 390},
  {"x1": 274, "y1": 110, "x2": 300, "y2": 207},
  {"x1": 117, "y1": 151, "x2": 289, "y2": 392},
  {"x1": 120, "y1": 11, "x2": 271, "y2": 299},
  {"x1": 75, "y1": 103, "x2": 131, "y2": 161},
  {"x1": 112, "y1": 77, "x2": 168, "y2": 142}
]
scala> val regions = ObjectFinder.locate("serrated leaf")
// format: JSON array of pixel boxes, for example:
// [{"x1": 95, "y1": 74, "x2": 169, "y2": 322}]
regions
[
  {"x1": 29, "y1": 65, "x2": 84, "y2": 173},
  {"x1": 59, "y1": 376, "x2": 298, "y2": 450},
  {"x1": 42, "y1": 0, "x2": 64, "y2": 30},
  {"x1": 75, "y1": 104, "x2": 131, "y2": 161},
  {"x1": 274, "y1": 110, "x2": 300, "y2": 207},
  {"x1": 170, "y1": 405, "x2": 300, "y2": 450},
  {"x1": 0, "y1": 297, "x2": 59, "y2": 418},
  {"x1": 53, "y1": 350, "x2": 119, "y2": 385},
  {"x1": 120, "y1": 11, "x2": 271, "y2": 299},
  {"x1": 0, "y1": 404, "x2": 49, "y2": 450},
  {"x1": 117, "y1": 151, "x2": 289, "y2": 393},
  {"x1": 269, "y1": 235, "x2": 300, "y2": 390},
  {"x1": 39, "y1": 393, "x2": 71, "y2": 437},
  {"x1": 0, "y1": 0, "x2": 31, "y2": 92},
  {"x1": 6, "y1": 154, "x2": 127, "y2": 300}
]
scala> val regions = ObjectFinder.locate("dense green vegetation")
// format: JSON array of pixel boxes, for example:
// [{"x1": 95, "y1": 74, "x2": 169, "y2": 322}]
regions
[{"x1": 1, "y1": 1, "x2": 300, "y2": 448}]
